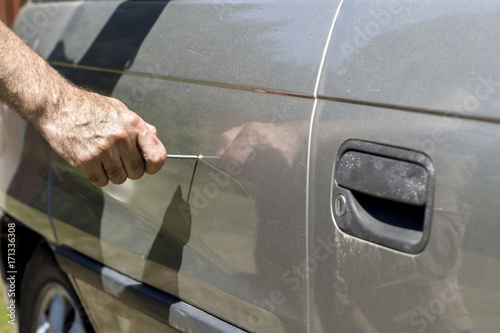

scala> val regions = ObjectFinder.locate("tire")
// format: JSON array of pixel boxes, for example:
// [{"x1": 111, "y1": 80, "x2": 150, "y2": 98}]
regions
[{"x1": 19, "y1": 243, "x2": 93, "y2": 333}]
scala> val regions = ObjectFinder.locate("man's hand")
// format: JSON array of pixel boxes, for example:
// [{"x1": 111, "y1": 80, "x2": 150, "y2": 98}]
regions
[
  {"x1": 0, "y1": 21, "x2": 166, "y2": 186},
  {"x1": 41, "y1": 88, "x2": 166, "y2": 186}
]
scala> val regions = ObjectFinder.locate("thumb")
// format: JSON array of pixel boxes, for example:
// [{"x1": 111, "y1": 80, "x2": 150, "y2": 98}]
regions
[{"x1": 137, "y1": 126, "x2": 167, "y2": 174}]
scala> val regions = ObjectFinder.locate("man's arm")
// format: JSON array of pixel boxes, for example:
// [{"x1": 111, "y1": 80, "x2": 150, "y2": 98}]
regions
[{"x1": 0, "y1": 21, "x2": 167, "y2": 186}]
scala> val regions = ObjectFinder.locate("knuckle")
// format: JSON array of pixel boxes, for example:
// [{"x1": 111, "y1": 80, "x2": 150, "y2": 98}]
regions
[
  {"x1": 97, "y1": 142, "x2": 112, "y2": 155},
  {"x1": 149, "y1": 125, "x2": 158, "y2": 135},
  {"x1": 126, "y1": 113, "x2": 142, "y2": 128},
  {"x1": 109, "y1": 97, "x2": 126, "y2": 109},
  {"x1": 74, "y1": 152, "x2": 94, "y2": 166},
  {"x1": 113, "y1": 130, "x2": 129, "y2": 143}
]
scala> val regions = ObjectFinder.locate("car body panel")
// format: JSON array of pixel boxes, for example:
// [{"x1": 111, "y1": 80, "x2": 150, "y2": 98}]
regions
[
  {"x1": 309, "y1": 0, "x2": 500, "y2": 331},
  {"x1": 5, "y1": 0, "x2": 500, "y2": 332},
  {"x1": 26, "y1": 0, "x2": 339, "y2": 97},
  {"x1": 3, "y1": 0, "x2": 343, "y2": 332},
  {"x1": 129, "y1": 0, "x2": 337, "y2": 96},
  {"x1": 318, "y1": 0, "x2": 500, "y2": 121},
  {"x1": 0, "y1": 104, "x2": 54, "y2": 242},
  {"x1": 309, "y1": 100, "x2": 500, "y2": 332}
]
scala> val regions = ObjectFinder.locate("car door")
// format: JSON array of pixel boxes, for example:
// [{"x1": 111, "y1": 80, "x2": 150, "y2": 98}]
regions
[
  {"x1": 16, "y1": 0, "x2": 343, "y2": 332},
  {"x1": 113, "y1": 1, "x2": 341, "y2": 332},
  {"x1": 309, "y1": 1, "x2": 500, "y2": 332},
  {"x1": 16, "y1": 1, "x2": 200, "y2": 331}
]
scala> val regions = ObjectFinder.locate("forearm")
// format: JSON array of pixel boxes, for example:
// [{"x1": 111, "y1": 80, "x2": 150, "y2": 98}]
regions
[
  {"x1": 0, "y1": 20, "x2": 166, "y2": 186},
  {"x1": 0, "y1": 20, "x2": 74, "y2": 129}
]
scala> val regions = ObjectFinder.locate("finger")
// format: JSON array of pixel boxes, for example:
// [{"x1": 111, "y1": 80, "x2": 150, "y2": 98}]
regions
[
  {"x1": 82, "y1": 162, "x2": 109, "y2": 187},
  {"x1": 145, "y1": 123, "x2": 157, "y2": 135},
  {"x1": 137, "y1": 128, "x2": 167, "y2": 175},
  {"x1": 121, "y1": 152, "x2": 145, "y2": 180},
  {"x1": 102, "y1": 156, "x2": 128, "y2": 185},
  {"x1": 118, "y1": 140, "x2": 146, "y2": 180}
]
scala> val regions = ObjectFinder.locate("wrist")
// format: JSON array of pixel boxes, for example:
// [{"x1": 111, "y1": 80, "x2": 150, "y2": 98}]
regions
[{"x1": 34, "y1": 78, "x2": 79, "y2": 137}]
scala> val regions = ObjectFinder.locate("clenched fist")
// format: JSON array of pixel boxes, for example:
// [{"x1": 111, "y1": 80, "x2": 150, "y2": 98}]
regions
[{"x1": 41, "y1": 89, "x2": 166, "y2": 186}]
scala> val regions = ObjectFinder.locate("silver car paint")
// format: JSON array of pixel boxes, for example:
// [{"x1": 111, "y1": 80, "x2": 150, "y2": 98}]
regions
[
  {"x1": 311, "y1": 0, "x2": 500, "y2": 332},
  {"x1": 7, "y1": 0, "x2": 341, "y2": 332},
  {"x1": 2, "y1": 0, "x2": 500, "y2": 332},
  {"x1": 319, "y1": 0, "x2": 500, "y2": 121}
]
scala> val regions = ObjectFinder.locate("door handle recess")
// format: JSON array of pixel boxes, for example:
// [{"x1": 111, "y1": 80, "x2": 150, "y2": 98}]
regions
[{"x1": 332, "y1": 140, "x2": 434, "y2": 253}]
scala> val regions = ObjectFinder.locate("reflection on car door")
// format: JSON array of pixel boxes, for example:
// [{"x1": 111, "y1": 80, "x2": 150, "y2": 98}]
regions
[{"x1": 20, "y1": 0, "x2": 344, "y2": 331}]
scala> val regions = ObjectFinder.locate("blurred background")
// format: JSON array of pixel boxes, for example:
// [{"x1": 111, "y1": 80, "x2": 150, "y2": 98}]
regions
[{"x1": 0, "y1": 0, "x2": 27, "y2": 26}]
